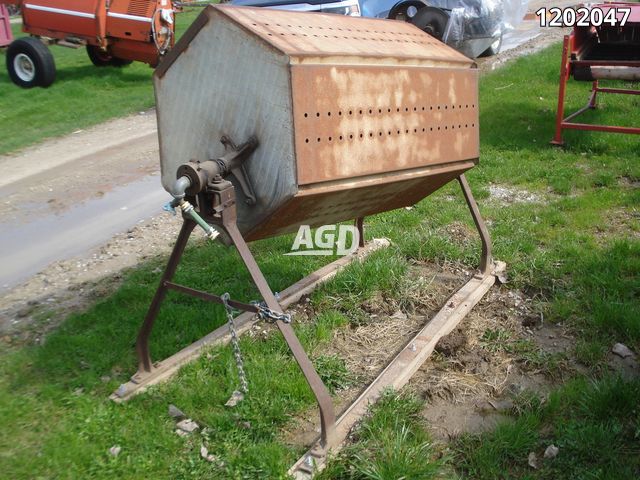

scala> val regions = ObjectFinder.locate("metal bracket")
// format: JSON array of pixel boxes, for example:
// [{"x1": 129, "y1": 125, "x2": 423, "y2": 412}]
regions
[
  {"x1": 288, "y1": 173, "x2": 500, "y2": 478},
  {"x1": 217, "y1": 135, "x2": 258, "y2": 205},
  {"x1": 458, "y1": 173, "x2": 492, "y2": 274}
]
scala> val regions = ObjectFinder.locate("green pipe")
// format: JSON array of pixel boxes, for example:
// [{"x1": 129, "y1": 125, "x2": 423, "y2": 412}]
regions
[{"x1": 179, "y1": 200, "x2": 219, "y2": 241}]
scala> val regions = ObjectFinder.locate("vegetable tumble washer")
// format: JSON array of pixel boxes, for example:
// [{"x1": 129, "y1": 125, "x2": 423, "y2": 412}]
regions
[{"x1": 115, "y1": 6, "x2": 504, "y2": 478}]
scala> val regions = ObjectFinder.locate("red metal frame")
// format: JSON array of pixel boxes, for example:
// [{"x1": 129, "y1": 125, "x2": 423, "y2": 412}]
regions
[
  {"x1": 0, "y1": 4, "x2": 12, "y2": 47},
  {"x1": 551, "y1": 3, "x2": 640, "y2": 145}
]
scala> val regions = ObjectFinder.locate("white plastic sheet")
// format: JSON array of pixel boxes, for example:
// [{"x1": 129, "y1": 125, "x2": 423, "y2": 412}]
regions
[
  {"x1": 442, "y1": 0, "x2": 529, "y2": 42},
  {"x1": 439, "y1": 0, "x2": 529, "y2": 56}
]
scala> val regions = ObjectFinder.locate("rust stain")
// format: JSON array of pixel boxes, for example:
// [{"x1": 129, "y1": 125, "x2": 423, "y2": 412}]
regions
[
  {"x1": 160, "y1": 5, "x2": 481, "y2": 241},
  {"x1": 245, "y1": 163, "x2": 475, "y2": 241}
]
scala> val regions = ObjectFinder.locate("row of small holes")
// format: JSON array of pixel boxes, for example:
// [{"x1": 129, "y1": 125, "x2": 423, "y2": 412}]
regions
[
  {"x1": 303, "y1": 124, "x2": 476, "y2": 143},
  {"x1": 253, "y1": 23, "x2": 426, "y2": 36},
  {"x1": 303, "y1": 105, "x2": 476, "y2": 118},
  {"x1": 250, "y1": 22, "x2": 437, "y2": 45},
  {"x1": 266, "y1": 33, "x2": 430, "y2": 43}
]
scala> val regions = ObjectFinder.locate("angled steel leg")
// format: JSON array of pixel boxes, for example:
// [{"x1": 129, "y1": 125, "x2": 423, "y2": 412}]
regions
[
  {"x1": 457, "y1": 174, "x2": 493, "y2": 274},
  {"x1": 135, "y1": 219, "x2": 196, "y2": 376},
  {"x1": 589, "y1": 80, "x2": 599, "y2": 109},
  {"x1": 223, "y1": 221, "x2": 337, "y2": 449},
  {"x1": 552, "y1": 35, "x2": 571, "y2": 146}
]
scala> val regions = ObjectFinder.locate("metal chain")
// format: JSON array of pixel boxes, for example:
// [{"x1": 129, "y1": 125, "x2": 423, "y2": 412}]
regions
[
  {"x1": 221, "y1": 293, "x2": 248, "y2": 395},
  {"x1": 258, "y1": 306, "x2": 292, "y2": 324},
  {"x1": 251, "y1": 300, "x2": 292, "y2": 324},
  {"x1": 219, "y1": 293, "x2": 292, "y2": 399}
]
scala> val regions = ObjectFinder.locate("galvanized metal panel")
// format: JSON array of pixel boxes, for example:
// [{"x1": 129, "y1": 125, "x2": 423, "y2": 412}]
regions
[
  {"x1": 291, "y1": 65, "x2": 479, "y2": 185},
  {"x1": 154, "y1": 9, "x2": 298, "y2": 232},
  {"x1": 155, "y1": 5, "x2": 481, "y2": 239}
]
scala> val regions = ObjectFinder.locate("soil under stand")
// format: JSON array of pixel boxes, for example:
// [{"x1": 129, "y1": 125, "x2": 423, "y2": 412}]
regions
[{"x1": 280, "y1": 259, "x2": 637, "y2": 450}]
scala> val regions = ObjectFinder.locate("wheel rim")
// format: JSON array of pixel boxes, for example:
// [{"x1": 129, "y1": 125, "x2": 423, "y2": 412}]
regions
[
  {"x1": 490, "y1": 37, "x2": 501, "y2": 52},
  {"x1": 13, "y1": 53, "x2": 36, "y2": 82}
]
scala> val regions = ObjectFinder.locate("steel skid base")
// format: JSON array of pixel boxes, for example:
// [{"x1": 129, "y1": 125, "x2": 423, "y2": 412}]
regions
[{"x1": 113, "y1": 173, "x2": 503, "y2": 473}]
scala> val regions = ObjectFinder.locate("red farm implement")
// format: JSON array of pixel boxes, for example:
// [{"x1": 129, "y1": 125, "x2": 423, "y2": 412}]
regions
[{"x1": 552, "y1": 2, "x2": 640, "y2": 145}]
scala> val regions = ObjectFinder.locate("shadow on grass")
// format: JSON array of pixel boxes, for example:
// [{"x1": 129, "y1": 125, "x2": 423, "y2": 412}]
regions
[
  {"x1": 479, "y1": 42, "x2": 640, "y2": 158},
  {"x1": 54, "y1": 64, "x2": 152, "y2": 83},
  {"x1": 455, "y1": 375, "x2": 640, "y2": 480}
]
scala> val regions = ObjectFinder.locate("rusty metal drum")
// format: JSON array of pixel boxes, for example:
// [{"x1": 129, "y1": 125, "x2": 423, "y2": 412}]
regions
[{"x1": 154, "y1": 5, "x2": 479, "y2": 241}]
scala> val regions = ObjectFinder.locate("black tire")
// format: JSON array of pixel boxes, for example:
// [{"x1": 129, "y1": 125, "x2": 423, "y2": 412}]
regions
[
  {"x1": 111, "y1": 57, "x2": 133, "y2": 67},
  {"x1": 6, "y1": 37, "x2": 56, "y2": 88},
  {"x1": 86, "y1": 45, "x2": 133, "y2": 67},
  {"x1": 409, "y1": 6, "x2": 450, "y2": 42},
  {"x1": 480, "y1": 33, "x2": 503, "y2": 57},
  {"x1": 387, "y1": 0, "x2": 427, "y2": 21},
  {"x1": 86, "y1": 45, "x2": 113, "y2": 67}
]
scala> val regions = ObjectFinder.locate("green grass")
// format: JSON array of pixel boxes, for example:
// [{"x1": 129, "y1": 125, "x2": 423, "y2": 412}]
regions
[
  {"x1": 0, "y1": 8, "x2": 204, "y2": 154},
  {"x1": 0, "y1": 42, "x2": 639, "y2": 478},
  {"x1": 456, "y1": 376, "x2": 640, "y2": 479},
  {"x1": 317, "y1": 391, "x2": 445, "y2": 480}
]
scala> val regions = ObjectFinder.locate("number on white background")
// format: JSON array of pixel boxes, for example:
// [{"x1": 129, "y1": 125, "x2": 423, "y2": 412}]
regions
[{"x1": 536, "y1": 7, "x2": 630, "y2": 27}]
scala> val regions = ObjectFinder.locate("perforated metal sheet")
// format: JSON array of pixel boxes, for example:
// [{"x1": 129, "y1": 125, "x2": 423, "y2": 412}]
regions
[
  {"x1": 291, "y1": 65, "x2": 479, "y2": 185},
  {"x1": 156, "y1": 5, "x2": 481, "y2": 240}
]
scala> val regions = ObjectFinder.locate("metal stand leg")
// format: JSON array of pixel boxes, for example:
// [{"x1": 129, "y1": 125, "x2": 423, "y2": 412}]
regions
[
  {"x1": 135, "y1": 219, "x2": 196, "y2": 376},
  {"x1": 355, "y1": 217, "x2": 365, "y2": 248},
  {"x1": 551, "y1": 35, "x2": 571, "y2": 146},
  {"x1": 458, "y1": 174, "x2": 493, "y2": 274},
  {"x1": 223, "y1": 221, "x2": 337, "y2": 449},
  {"x1": 589, "y1": 80, "x2": 599, "y2": 109}
]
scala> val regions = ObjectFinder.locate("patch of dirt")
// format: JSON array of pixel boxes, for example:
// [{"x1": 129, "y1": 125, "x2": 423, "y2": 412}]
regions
[
  {"x1": 280, "y1": 262, "x2": 463, "y2": 448},
  {"x1": 411, "y1": 283, "x2": 590, "y2": 440},
  {"x1": 487, "y1": 184, "x2": 545, "y2": 205},
  {"x1": 594, "y1": 207, "x2": 640, "y2": 243},
  {"x1": 421, "y1": 401, "x2": 510, "y2": 439},
  {"x1": 618, "y1": 176, "x2": 640, "y2": 189},
  {"x1": 280, "y1": 257, "x2": 628, "y2": 449},
  {"x1": 438, "y1": 221, "x2": 476, "y2": 245}
]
